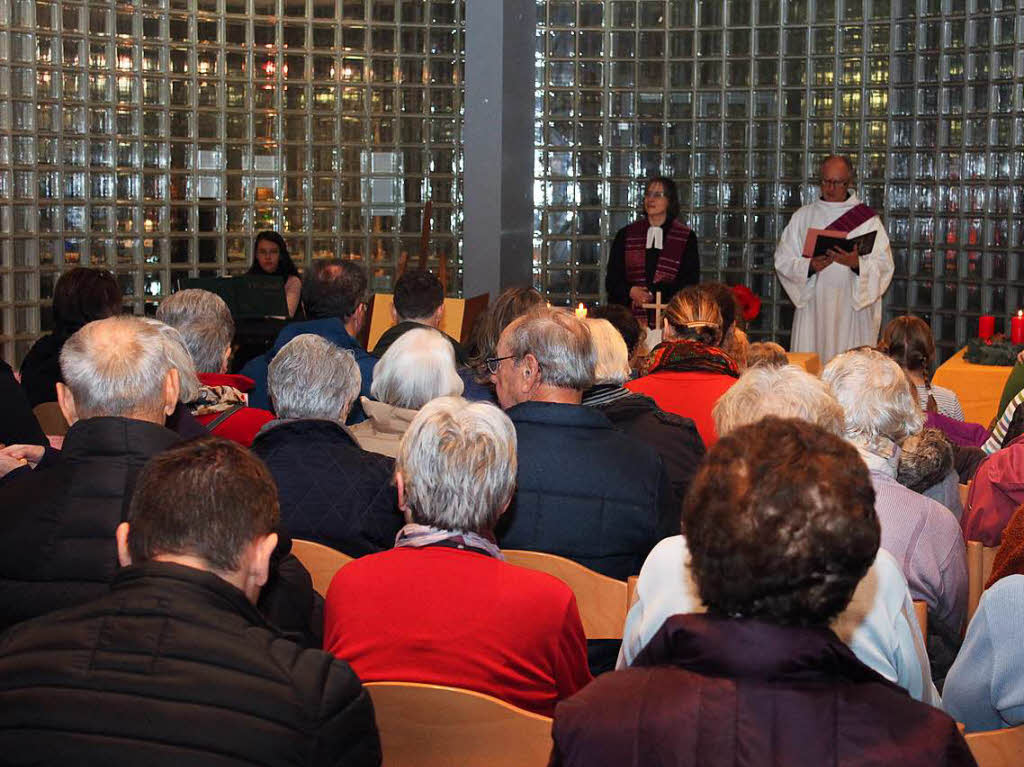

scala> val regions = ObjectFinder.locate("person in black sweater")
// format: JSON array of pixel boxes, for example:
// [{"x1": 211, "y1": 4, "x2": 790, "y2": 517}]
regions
[
  {"x1": 20, "y1": 267, "x2": 122, "y2": 408},
  {"x1": 0, "y1": 360, "x2": 46, "y2": 448}
]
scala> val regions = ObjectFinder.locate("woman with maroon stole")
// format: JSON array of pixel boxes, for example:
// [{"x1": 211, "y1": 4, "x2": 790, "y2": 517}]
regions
[{"x1": 605, "y1": 177, "x2": 700, "y2": 329}]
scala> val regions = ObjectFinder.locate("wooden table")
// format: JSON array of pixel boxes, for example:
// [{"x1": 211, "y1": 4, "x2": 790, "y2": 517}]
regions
[
  {"x1": 933, "y1": 347, "x2": 1014, "y2": 426},
  {"x1": 786, "y1": 352, "x2": 821, "y2": 376}
]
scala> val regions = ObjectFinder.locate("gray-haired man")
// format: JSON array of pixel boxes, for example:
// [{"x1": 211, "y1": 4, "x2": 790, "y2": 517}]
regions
[
  {"x1": 491, "y1": 308, "x2": 674, "y2": 580},
  {"x1": 0, "y1": 315, "x2": 182, "y2": 632},
  {"x1": 156, "y1": 288, "x2": 274, "y2": 445}
]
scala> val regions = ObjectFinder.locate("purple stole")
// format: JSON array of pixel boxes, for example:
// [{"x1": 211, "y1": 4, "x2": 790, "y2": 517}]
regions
[
  {"x1": 624, "y1": 218, "x2": 692, "y2": 325},
  {"x1": 825, "y1": 202, "x2": 877, "y2": 233}
]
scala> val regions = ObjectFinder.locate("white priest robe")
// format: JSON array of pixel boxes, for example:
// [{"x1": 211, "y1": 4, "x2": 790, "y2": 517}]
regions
[{"x1": 774, "y1": 194, "x2": 894, "y2": 364}]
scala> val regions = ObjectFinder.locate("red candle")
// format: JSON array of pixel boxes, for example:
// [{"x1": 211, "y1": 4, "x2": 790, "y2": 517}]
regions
[
  {"x1": 1012, "y1": 311, "x2": 1024, "y2": 344},
  {"x1": 979, "y1": 315, "x2": 995, "y2": 340}
]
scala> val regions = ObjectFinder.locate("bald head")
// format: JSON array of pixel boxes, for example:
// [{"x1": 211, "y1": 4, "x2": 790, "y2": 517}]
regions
[
  {"x1": 58, "y1": 315, "x2": 180, "y2": 425},
  {"x1": 820, "y1": 155, "x2": 854, "y2": 203}
]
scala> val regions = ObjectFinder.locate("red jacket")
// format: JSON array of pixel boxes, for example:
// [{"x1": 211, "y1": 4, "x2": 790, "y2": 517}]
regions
[
  {"x1": 962, "y1": 434, "x2": 1024, "y2": 546},
  {"x1": 323, "y1": 546, "x2": 592, "y2": 716},
  {"x1": 625, "y1": 370, "x2": 736, "y2": 447},
  {"x1": 195, "y1": 373, "x2": 274, "y2": 447}
]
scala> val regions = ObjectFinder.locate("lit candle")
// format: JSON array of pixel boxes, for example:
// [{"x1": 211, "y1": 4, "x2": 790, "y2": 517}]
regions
[
  {"x1": 575, "y1": 303, "x2": 587, "y2": 320},
  {"x1": 978, "y1": 315, "x2": 995, "y2": 340},
  {"x1": 1012, "y1": 310, "x2": 1024, "y2": 344}
]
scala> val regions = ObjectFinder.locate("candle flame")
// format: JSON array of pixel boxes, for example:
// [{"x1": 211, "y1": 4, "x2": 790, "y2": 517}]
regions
[
  {"x1": 1018, "y1": 310, "x2": 1022, "y2": 319},
  {"x1": 575, "y1": 303, "x2": 587, "y2": 319}
]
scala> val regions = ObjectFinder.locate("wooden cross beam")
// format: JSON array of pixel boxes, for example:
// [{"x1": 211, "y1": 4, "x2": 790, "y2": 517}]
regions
[{"x1": 641, "y1": 290, "x2": 667, "y2": 330}]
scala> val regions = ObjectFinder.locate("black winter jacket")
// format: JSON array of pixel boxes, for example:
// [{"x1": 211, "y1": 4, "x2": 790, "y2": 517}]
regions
[
  {"x1": 496, "y1": 401, "x2": 673, "y2": 579},
  {"x1": 251, "y1": 419, "x2": 402, "y2": 557},
  {"x1": 584, "y1": 385, "x2": 705, "y2": 512},
  {"x1": 0, "y1": 561, "x2": 382, "y2": 767},
  {"x1": 0, "y1": 416, "x2": 180, "y2": 633},
  {"x1": 18, "y1": 331, "x2": 65, "y2": 407},
  {"x1": 0, "y1": 360, "x2": 46, "y2": 447}
]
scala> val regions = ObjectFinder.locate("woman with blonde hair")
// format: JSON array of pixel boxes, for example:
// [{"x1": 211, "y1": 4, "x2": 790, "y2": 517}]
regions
[{"x1": 625, "y1": 285, "x2": 740, "y2": 446}]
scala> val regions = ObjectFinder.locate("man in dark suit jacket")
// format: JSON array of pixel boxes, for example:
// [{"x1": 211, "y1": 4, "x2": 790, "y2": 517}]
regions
[
  {"x1": 0, "y1": 436, "x2": 381, "y2": 767},
  {"x1": 491, "y1": 308, "x2": 673, "y2": 580}
]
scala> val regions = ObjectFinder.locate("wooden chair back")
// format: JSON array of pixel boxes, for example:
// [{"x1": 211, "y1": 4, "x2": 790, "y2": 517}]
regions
[
  {"x1": 967, "y1": 540, "x2": 1000, "y2": 623},
  {"x1": 959, "y1": 483, "x2": 970, "y2": 510},
  {"x1": 365, "y1": 681, "x2": 552, "y2": 767},
  {"x1": 290, "y1": 538, "x2": 353, "y2": 597},
  {"x1": 33, "y1": 402, "x2": 68, "y2": 436},
  {"x1": 627, "y1": 575, "x2": 639, "y2": 609},
  {"x1": 912, "y1": 600, "x2": 928, "y2": 639},
  {"x1": 501, "y1": 549, "x2": 628, "y2": 639},
  {"x1": 965, "y1": 724, "x2": 1024, "y2": 766}
]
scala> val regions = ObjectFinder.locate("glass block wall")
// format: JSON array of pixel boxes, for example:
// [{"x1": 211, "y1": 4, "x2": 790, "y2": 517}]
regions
[
  {"x1": 534, "y1": 0, "x2": 1024, "y2": 358},
  {"x1": 0, "y1": 0, "x2": 464, "y2": 366}
]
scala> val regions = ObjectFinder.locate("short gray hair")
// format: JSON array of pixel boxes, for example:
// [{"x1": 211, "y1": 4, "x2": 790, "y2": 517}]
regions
[
  {"x1": 586, "y1": 318, "x2": 631, "y2": 385},
  {"x1": 156, "y1": 289, "x2": 234, "y2": 374},
  {"x1": 713, "y1": 365, "x2": 844, "y2": 437},
  {"x1": 502, "y1": 308, "x2": 595, "y2": 390},
  {"x1": 822, "y1": 348, "x2": 925, "y2": 451},
  {"x1": 60, "y1": 315, "x2": 175, "y2": 419},
  {"x1": 370, "y1": 327, "x2": 463, "y2": 409},
  {"x1": 141, "y1": 318, "x2": 201, "y2": 403},
  {"x1": 397, "y1": 397, "x2": 517, "y2": 533},
  {"x1": 268, "y1": 334, "x2": 361, "y2": 421},
  {"x1": 822, "y1": 153, "x2": 855, "y2": 180}
]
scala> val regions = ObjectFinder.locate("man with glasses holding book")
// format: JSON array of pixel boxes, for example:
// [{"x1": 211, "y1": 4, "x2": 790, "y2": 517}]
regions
[{"x1": 774, "y1": 155, "x2": 894, "y2": 364}]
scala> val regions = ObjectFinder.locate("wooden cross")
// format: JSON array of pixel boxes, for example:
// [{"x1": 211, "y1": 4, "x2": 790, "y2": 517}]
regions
[{"x1": 641, "y1": 290, "x2": 667, "y2": 330}]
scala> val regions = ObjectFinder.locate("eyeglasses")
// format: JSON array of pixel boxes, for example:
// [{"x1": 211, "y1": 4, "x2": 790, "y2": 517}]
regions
[
  {"x1": 821, "y1": 178, "x2": 851, "y2": 187},
  {"x1": 644, "y1": 191, "x2": 667, "y2": 198},
  {"x1": 485, "y1": 355, "x2": 515, "y2": 374}
]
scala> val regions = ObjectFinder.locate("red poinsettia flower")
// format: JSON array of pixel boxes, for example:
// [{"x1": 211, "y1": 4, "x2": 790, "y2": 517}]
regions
[{"x1": 731, "y1": 284, "x2": 761, "y2": 321}]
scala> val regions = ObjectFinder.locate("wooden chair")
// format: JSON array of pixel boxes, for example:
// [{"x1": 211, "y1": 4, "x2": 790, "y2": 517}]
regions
[
  {"x1": 289, "y1": 538, "x2": 353, "y2": 597},
  {"x1": 501, "y1": 550, "x2": 628, "y2": 639},
  {"x1": 365, "y1": 681, "x2": 552, "y2": 767},
  {"x1": 912, "y1": 600, "x2": 928, "y2": 638},
  {"x1": 33, "y1": 402, "x2": 68, "y2": 436},
  {"x1": 965, "y1": 723, "x2": 1024, "y2": 766},
  {"x1": 967, "y1": 540, "x2": 1000, "y2": 623},
  {"x1": 959, "y1": 483, "x2": 970, "y2": 511}
]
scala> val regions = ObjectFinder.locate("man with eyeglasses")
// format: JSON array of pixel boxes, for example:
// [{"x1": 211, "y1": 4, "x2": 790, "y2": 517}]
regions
[
  {"x1": 774, "y1": 155, "x2": 894, "y2": 364},
  {"x1": 489, "y1": 309, "x2": 673, "y2": 581}
]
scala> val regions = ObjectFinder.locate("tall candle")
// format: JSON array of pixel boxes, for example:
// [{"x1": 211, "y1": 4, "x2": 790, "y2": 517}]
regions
[
  {"x1": 979, "y1": 315, "x2": 995, "y2": 340},
  {"x1": 1012, "y1": 311, "x2": 1024, "y2": 344}
]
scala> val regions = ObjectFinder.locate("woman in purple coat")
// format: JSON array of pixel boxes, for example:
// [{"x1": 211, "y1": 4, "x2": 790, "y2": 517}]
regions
[{"x1": 551, "y1": 416, "x2": 976, "y2": 767}]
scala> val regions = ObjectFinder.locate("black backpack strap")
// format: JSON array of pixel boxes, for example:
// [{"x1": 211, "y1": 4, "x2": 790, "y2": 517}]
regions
[{"x1": 205, "y1": 404, "x2": 245, "y2": 432}]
